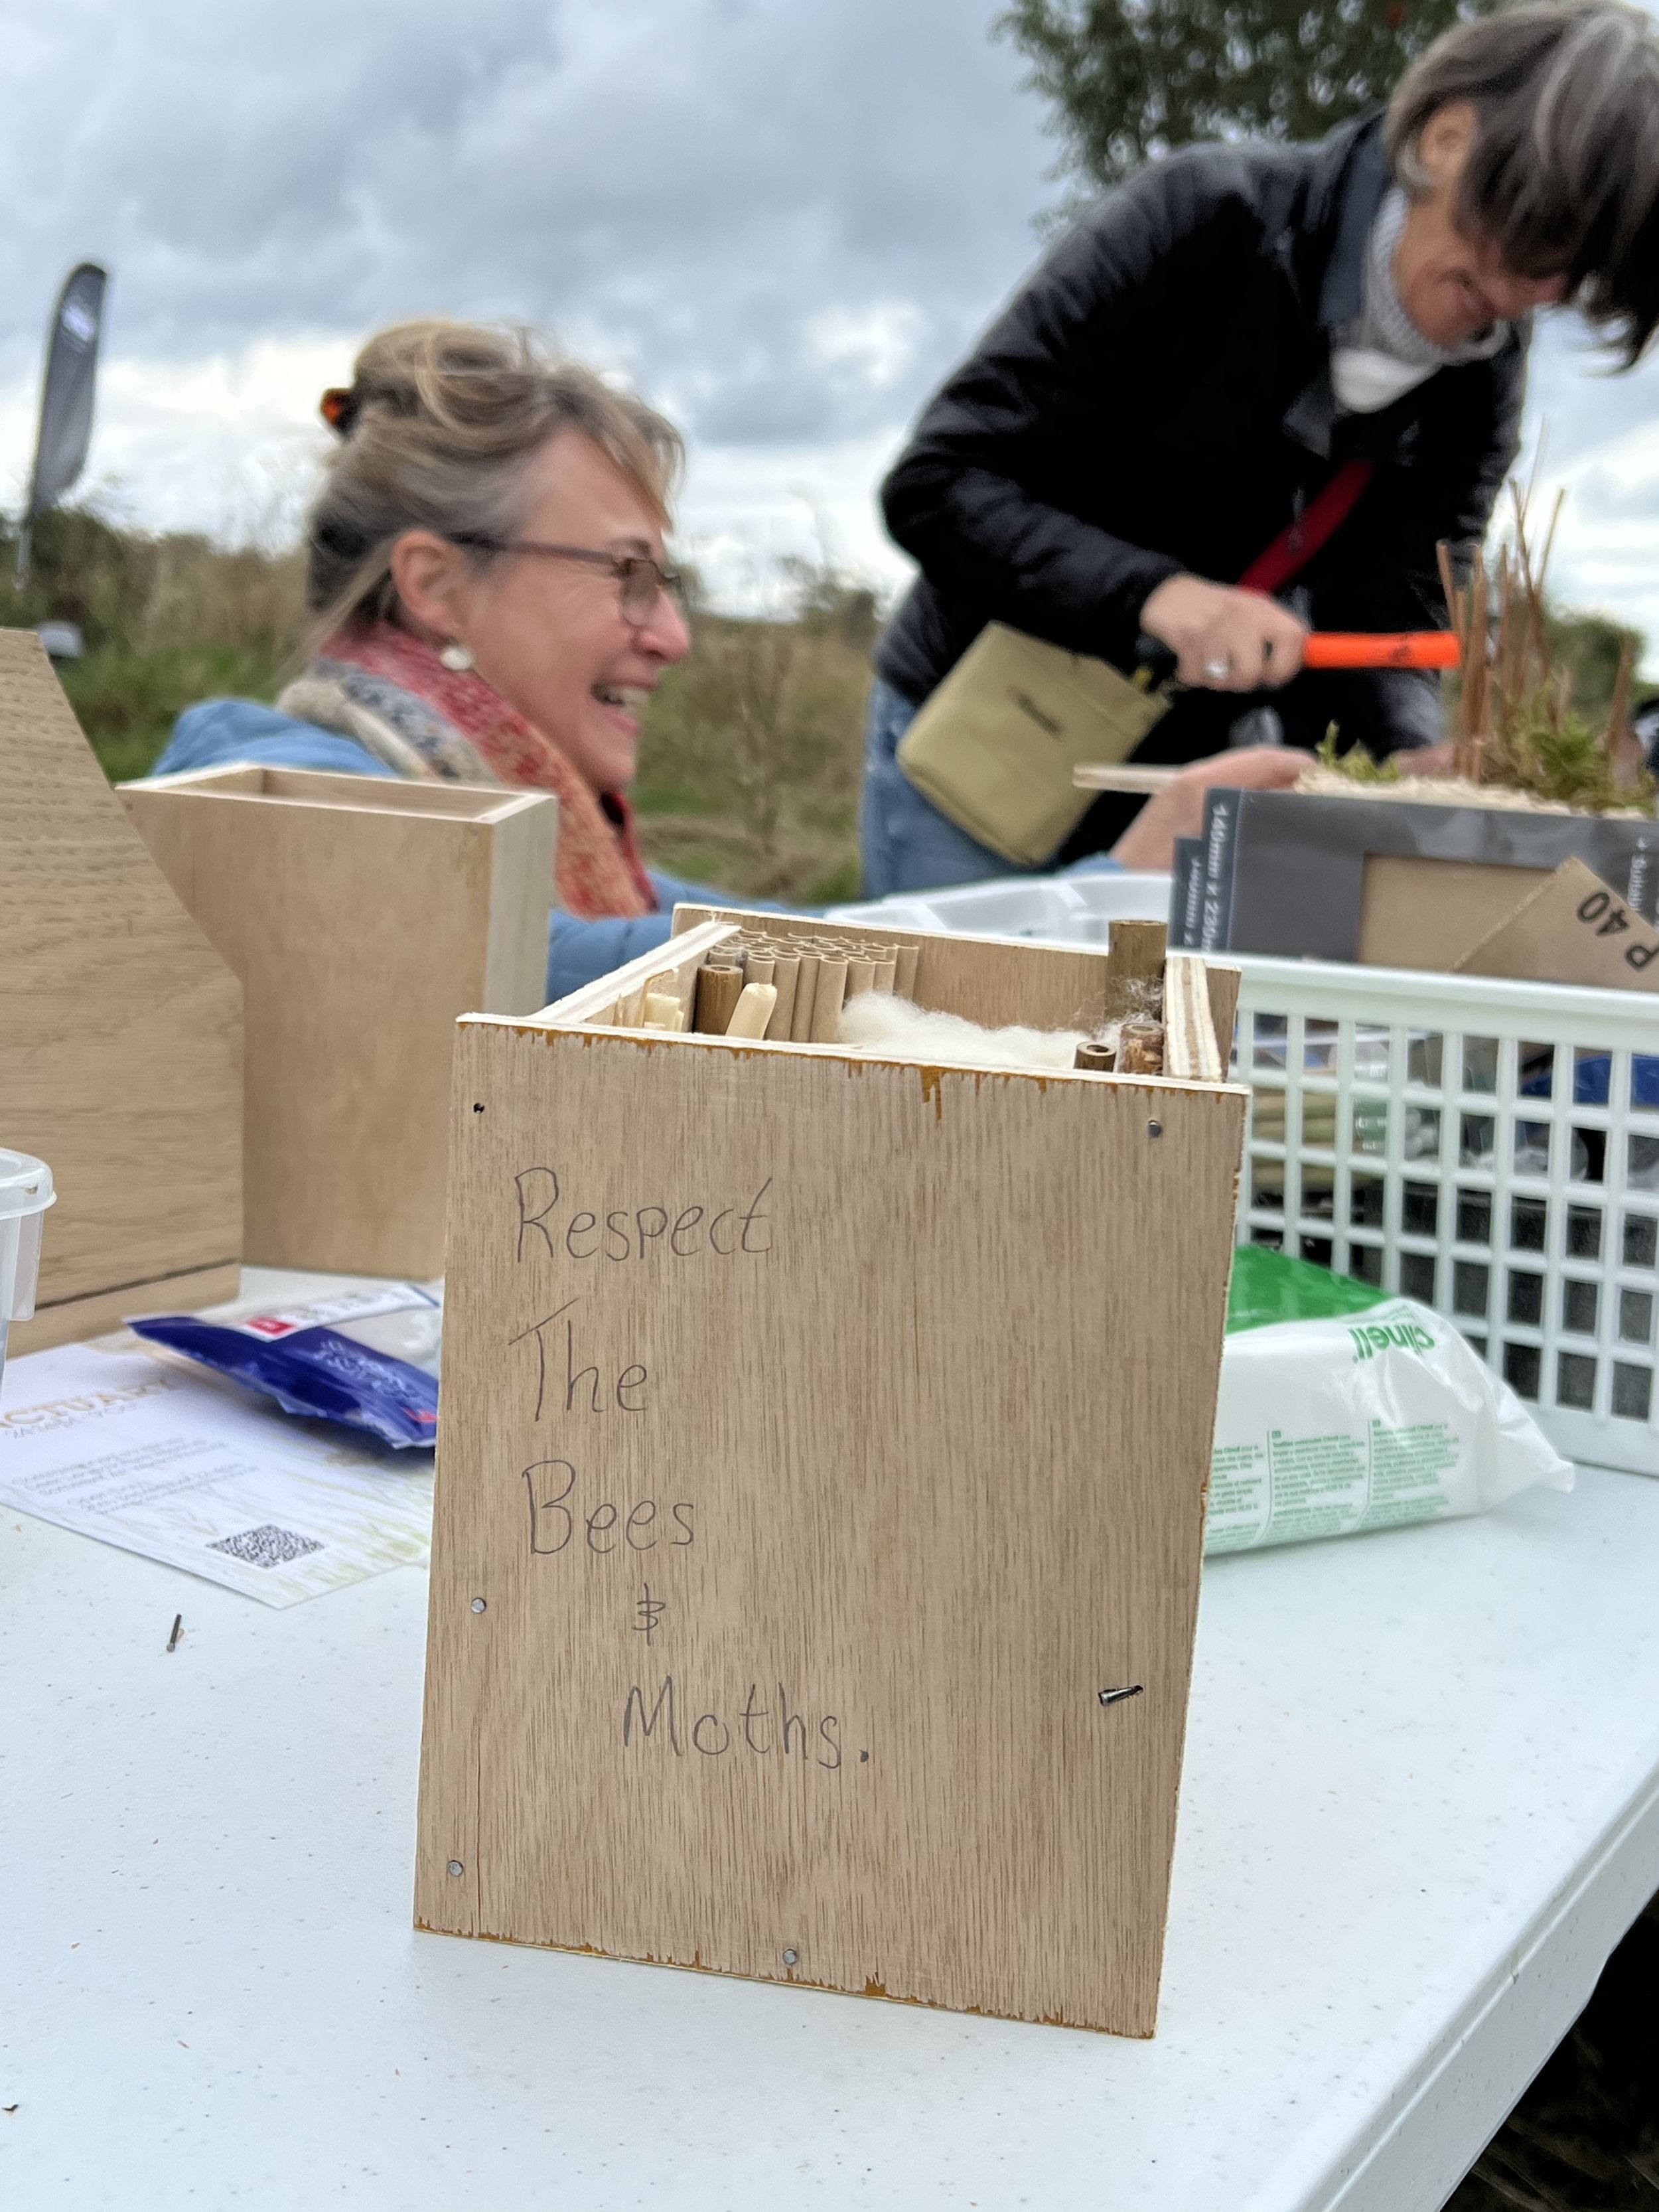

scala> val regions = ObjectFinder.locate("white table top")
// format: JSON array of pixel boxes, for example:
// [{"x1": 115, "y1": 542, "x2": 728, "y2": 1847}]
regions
[{"x1": 6, "y1": 1330, "x2": 1659, "y2": 2211}]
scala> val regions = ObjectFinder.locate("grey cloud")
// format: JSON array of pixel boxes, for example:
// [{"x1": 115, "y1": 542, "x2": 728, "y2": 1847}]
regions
[{"x1": 0, "y1": 0, "x2": 1054, "y2": 448}]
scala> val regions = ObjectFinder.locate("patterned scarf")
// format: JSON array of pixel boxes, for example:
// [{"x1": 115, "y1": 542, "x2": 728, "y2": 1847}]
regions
[{"x1": 277, "y1": 623, "x2": 656, "y2": 920}]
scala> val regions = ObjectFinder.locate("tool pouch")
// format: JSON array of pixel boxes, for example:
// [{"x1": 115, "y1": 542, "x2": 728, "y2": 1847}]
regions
[{"x1": 895, "y1": 622, "x2": 1169, "y2": 865}]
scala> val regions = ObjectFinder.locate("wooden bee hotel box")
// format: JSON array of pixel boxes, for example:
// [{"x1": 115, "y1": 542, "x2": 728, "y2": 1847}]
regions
[{"x1": 416, "y1": 907, "x2": 1245, "y2": 2036}]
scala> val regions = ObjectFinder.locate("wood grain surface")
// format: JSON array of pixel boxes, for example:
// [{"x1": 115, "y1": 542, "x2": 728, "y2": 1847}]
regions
[
  {"x1": 417, "y1": 919, "x2": 1245, "y2": 2035},
  {"x1": 122, "y1": 765, "x2": 555, "y2": 1276},
  {"x1": 0, "y1": 631, "x2": 243, "y2": 1320}
]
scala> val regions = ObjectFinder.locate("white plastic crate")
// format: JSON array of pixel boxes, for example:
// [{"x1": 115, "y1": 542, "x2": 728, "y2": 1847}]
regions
[
  {"x1": 828, "y1": 869, "x2": 1173, "y2": 942},
  {"x1": 835, "y1": 877, "x2": 1659, "y2": 1475},
  {"x1": 1230, "y1": 959, "x2": 1659, "y2": 1475}
]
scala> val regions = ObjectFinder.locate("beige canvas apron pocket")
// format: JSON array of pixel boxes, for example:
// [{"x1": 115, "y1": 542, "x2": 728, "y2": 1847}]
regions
[{"x1": 895, "y1": 622, "x2": 1169, "y2": 865}]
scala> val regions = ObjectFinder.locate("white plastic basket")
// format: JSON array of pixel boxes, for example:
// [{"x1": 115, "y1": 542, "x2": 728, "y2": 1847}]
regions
[
  {"x1": 833, "y1": 878, "x2": 1659, "y2": 1475},
  {"x1": 1229, "y1": 959, "x2": 1659, "y2": 1476}
]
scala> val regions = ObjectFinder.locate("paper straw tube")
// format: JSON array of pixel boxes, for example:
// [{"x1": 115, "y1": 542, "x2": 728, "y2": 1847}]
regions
[
  {"x1": 766, "y1": 953, "x2": 800, "y2": 1040},
  {"x1": 810, "y1": 956, "x2": 848, "y2": 1042},
  {"x1": 789, "y1": 953, "x2": 822, "y2": 1042}
]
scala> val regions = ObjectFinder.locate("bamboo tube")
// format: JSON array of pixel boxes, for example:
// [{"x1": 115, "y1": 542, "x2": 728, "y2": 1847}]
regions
[
  {"x1": 873, "y1": 951, "x2": 898, "y2": 994},
  {"x1": 766, "y1": 952, "x2": 800, "y2": 1041},
  {"x1": 893, "y1": 942, "x2": 920, "y2": 999},
  {"x1": 789, "y1": 952, "x2": 821, "y2": 1042},
  {"x1": 810, "y1": 954, "x2": 848, "y2": 1042},
  {"x1": 693, "y1": 962, "x2": 746, "y2": 1035},
  {"x1": 844, "y1": 954, "x2": 876, "y2": 1003},
  {"x1": 1118, "y1": 1019, "x2": 1164, "y2": 1076},
  {"x1": 1074, "y1": 1041, "x2": 1116, "y2": 1072},
  {"x1": 725, "y1": 983, "x2": 778, "y2": 1040}
]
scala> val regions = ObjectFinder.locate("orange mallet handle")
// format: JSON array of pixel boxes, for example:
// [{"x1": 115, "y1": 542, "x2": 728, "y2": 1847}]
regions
[{"x1": 1303, "y1": 631, "x2": 1461, "y2": 670}]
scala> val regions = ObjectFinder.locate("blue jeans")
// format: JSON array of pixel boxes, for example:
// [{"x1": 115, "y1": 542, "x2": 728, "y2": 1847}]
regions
[{"x1": 859, "y1": 678, "x2": 1052, "y2": 898}]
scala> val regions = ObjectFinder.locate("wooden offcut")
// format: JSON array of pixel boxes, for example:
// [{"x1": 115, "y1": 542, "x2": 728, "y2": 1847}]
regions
[
  {"x1": 121, "y1": 763, "x2": 555, "y2": 1277},
  {"x1": 0, "y1": 631, "x2": 242, "y2": 1353},
  {"x1": 416, "y1": 908, "x2": 1245, "y2": 2035}
]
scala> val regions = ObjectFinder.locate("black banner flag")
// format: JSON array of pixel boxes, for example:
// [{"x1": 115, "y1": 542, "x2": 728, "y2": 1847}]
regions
[{"x1": 15, "y1": 262, "x2": 108, "y2": 587}]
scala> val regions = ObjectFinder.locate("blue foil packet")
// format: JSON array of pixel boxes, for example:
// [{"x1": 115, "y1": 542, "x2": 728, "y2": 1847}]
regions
[{"x1": 128, "y1": 1284, "x2": 441, "y2": 1451}]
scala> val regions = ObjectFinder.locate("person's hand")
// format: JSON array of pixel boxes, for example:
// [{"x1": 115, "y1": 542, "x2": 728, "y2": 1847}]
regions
[
  {"x1": 1140, "y1": 575, "x2": 1308, "y2": 691},
  {"x1": 1110, "y1": 745, "x2": 1305, "y2": 872}
]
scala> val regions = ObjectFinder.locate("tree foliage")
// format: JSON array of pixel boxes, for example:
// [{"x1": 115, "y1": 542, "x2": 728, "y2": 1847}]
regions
[{"x1": 996, "y1": 0, "x2": 1494, "y2": 190}]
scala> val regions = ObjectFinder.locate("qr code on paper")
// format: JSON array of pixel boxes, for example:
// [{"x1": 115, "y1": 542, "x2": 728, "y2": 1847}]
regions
[{"x1": 209, "y1": 1524, "x2": 325, "y2": 1570}]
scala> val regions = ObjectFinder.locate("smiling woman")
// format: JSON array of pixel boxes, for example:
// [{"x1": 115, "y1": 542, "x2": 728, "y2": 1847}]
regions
[{"x1": 153, "y1": 319, "x2": 755, "y2": 996}]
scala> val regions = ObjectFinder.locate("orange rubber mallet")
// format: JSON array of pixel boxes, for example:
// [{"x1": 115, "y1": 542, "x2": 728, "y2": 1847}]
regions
[{"x1": 1302, "y1": 631, "x2": 1461, "y2": 670}]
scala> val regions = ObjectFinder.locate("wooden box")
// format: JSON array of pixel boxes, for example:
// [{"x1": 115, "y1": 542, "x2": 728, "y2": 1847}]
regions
[
  {"x1": 0, "y1": 631, "x2": 242, "y2": 1353},
  {"x1": 121, "y1": 765, "x2": 557, "y2": 1278},
  {"x1": 415, "y1": 909, "x2": 1245, "y2": 2035}
]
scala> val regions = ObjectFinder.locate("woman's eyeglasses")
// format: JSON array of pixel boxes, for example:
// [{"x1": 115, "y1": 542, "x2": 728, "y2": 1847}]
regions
[{"x1": 451, "y1": 535, "x2": 682, "y2": 625}]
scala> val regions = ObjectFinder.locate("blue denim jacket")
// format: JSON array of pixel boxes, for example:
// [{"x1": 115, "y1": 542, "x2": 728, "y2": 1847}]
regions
[{"x1": 155, "y1": 700, "x2": 776, "y2": 1000}]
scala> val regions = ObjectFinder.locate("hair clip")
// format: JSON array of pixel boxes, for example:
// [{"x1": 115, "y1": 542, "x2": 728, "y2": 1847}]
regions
[{"x1": 319, "y1": 386, "x2": 361, "y2": 437}]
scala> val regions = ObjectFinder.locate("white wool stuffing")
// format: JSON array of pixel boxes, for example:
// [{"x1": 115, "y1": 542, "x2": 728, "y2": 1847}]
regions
[{"x1": 836, "y1": 992, "x2": 1086, "y2": 1072}]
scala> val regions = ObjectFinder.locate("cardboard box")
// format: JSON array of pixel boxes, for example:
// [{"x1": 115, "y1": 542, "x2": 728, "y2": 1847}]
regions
[
  {"x1": 0, "y1": 632, "x2": 242, "y2": 1352},
  {"x1": 122, "y1": 764, "x2": 556, "y2": 1278},
  {"x1": 415, "y1": 909, "x2": 1244, "y2": 2035},
  {"x1": 1198, "y1": 788, "x2": 1659, "y2": 967}
]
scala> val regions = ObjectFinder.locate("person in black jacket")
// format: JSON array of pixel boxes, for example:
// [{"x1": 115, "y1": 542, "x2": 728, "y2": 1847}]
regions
[{"x1": 863, "y1": 0, "x2": 1659, "y2": 895}]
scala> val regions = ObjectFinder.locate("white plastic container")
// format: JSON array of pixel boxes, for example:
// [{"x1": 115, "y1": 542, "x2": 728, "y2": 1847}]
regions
[
  {"x1": 828, "y1": 870, "x2": 1173, "y2": 943},
  {"x1": 836, "y1": 875, "x2": 1659, "y2": 1477},
  {"x1": 0, "y1": 1149, "x2": 56, "y2": 1394}
]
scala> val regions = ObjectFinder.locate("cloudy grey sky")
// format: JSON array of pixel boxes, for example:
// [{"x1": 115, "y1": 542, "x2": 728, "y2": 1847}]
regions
[{"x1": 2, "y1": 0, "x2": 1657, "y2": 644}]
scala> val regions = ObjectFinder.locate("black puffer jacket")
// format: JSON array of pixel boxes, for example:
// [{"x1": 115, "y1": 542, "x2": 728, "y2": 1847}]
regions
[{"x1": 876, "y1": 113, "x2": 1525, "y2": 836}]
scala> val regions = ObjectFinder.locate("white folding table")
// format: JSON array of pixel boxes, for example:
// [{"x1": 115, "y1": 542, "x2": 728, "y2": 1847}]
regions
[{"x1": 5, "y1": 1277, "x2": 1659, "y2": 2211}]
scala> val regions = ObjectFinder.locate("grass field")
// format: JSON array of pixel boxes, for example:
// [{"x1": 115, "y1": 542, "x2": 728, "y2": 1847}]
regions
[
  {"x1": 5, "y1": 503, "x2": 1650, "y2": 911},
  {"x1": 2, "y1": 508, "x2": 876, "y2": 907}
]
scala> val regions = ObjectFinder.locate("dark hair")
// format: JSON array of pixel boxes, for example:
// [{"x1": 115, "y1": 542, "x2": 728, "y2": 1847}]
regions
[
  {"x1": 1387, "y1": 1, "x2": 1659, "y2": 366},
  {"x1": 305, "y1": 319, "x2": 684, "y2": 636}
]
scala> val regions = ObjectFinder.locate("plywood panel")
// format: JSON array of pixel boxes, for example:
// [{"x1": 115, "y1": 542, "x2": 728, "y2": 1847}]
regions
[
  {"x1": 123, "y1": 766, "x2": 557, "y2": 1278},
  {"x1": 417, "y1": 940, "x2": 1245, "y2": 2035},
  {"x1": 0, "y1": 630, "x2": 242, "y2": 1324}
]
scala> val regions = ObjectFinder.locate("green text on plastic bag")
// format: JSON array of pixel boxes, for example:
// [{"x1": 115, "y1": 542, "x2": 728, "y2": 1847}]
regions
[{"x1": 1225, "y1": 1244, "x2": 1391, "y2": 1335}]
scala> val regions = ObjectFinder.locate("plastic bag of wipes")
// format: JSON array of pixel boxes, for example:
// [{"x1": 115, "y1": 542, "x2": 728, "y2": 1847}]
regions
[
  {"x1": 128, "y1": 1284, "x2": 441, "y2": 1451},
  {"x1": 1206, "y1": 1248, "x2": 1571, "y2": 1554}
]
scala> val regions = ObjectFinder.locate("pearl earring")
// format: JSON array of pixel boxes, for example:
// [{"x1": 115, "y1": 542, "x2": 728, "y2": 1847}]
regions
[{"x1": 439, "y1": 640, "x2": 474, "y2": 672}]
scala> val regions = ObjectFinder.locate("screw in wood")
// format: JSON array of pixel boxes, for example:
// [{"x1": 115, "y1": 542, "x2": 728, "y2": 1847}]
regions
[
  {"x1": 781, "y1": 1948, "x2": 799, "y2": 1966},
  {"x1": 470, "y1": 1597, "x2": 486, "y2": 1613},
  {"x1": 447, "y1": 1860, "x2": 465, "y2": 1877},
  {"x1": 1147, "y1": 1119, "x2": 1163, "y2": 1138}
]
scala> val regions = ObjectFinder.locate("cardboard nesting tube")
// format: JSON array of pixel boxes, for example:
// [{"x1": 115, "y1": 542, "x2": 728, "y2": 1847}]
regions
[
  {"x1": 810, "y1": 955, "x2": 848, "y2": 1042},
  {"x1": 893, "y1": 942, "x2": 920, "y2": 1000},
  {"x1": 789, "y1": 953, "x2": 821, "y2": 1042},
  {"x1": 766, "y1": 952, "x2": 800, "y2": 1040},
  {"x1": 873, "y1": 952, "x2": 898, "y2": 994},
  {"x1": 844, "y1": 955, "x2": 876, "y2": 1004},
  {"x1": 744, "y1": 950, "x2": 776, "y2": 991},
  {"x1": 694, "y1": 962, "x2": 747, "y2": 1035},
  {"x1": 725, "y1": 982, "x2": 778, "y2": 1040}
]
